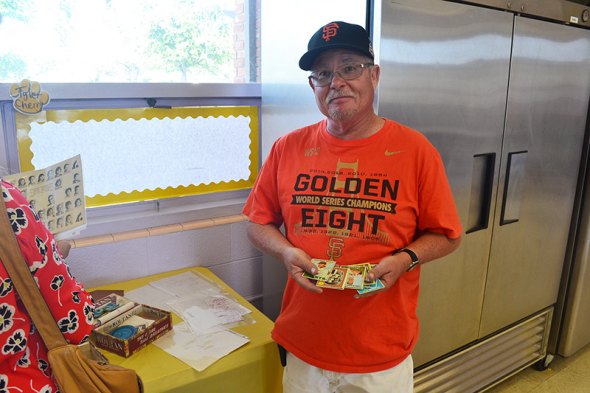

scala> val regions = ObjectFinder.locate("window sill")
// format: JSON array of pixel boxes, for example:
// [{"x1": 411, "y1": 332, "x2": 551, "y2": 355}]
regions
[{"x1": 71, "y1": 189, "x2": 250, "y2": 241}]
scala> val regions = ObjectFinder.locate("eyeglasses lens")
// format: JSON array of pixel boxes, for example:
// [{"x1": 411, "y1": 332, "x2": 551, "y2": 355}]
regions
[{"x1": 310, "y1": 63, "x2": 372, "y2": 87}]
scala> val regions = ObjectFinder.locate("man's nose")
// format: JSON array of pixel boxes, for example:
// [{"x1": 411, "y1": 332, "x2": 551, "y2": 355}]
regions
[{"x1": 329, "y1": 72, "x2": 347, "y2": 87}]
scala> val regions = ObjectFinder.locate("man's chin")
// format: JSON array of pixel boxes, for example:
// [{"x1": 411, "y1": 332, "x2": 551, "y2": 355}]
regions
[{"x1": 329, "y1": 109, "x2": 358, "y2": 122}]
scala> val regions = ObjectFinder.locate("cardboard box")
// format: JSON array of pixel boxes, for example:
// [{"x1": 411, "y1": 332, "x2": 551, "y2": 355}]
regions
[{"x1": 90, "y1": 294, "x2": 172, "y2": 357}]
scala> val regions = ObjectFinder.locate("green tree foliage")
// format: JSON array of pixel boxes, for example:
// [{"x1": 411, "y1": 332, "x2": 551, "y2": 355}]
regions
[
  {"x1": 0, "y1": 0, "x2": 236, "y2": 83},
  {"x1": 147, "y1": 4, "x2": 233, "y2": 82},
  {"x1": 0, "y1": 0, "x2": 31, "y2": 81},
  {"x1": 0, "y1": 52, "x2": 26, "y2": 80},
  {"x1": 0, "y1": 0, "x2": 32, "y2": 21}
]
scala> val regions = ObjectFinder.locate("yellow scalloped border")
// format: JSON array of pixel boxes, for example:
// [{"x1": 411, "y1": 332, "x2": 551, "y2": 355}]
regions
[{"x1": 15, "y1": 106, "x2": 259, "y2": 208}]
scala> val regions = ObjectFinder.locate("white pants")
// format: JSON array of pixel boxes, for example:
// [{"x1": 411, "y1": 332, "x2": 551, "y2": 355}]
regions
[{"x1": 283, "y1": 352, "x2": 414, "y2": 393}]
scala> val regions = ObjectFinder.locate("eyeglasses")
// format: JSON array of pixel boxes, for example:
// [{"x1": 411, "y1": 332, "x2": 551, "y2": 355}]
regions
[{"x1": 309, "y1": 63, "x2": 374, "y2": 87}]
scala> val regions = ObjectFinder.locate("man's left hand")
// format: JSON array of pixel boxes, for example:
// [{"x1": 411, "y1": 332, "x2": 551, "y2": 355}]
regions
[{"x1": 361, "y1": 253, "x2": 412, "y2": 297}]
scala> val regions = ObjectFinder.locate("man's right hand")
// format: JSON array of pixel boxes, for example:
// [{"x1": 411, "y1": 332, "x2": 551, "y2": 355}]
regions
[
  {"x1": 245, "y1": 222, "x2": 323, "y2": 293},
  {"x1": 281, "y1": 247, "x2": 323, "y2": 294}
]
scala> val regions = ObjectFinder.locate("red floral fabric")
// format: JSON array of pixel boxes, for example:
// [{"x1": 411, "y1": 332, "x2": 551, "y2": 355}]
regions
[{"x1": 0, "y1": 180, "x2": 94, "y2": 393}]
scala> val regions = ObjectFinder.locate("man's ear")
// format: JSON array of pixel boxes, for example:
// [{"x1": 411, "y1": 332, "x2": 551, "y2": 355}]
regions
[{"x1": 371, "y1": 65, "x2": 381, "y2": 88}]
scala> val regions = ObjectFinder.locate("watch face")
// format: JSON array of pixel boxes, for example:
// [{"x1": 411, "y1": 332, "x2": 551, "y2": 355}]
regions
[{"x1": 406, "y1": 260, "x2": 419, "y2": 272}]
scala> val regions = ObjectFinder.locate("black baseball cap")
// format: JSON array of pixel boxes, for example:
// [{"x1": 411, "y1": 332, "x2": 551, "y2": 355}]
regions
[{"x1": 299, "y1": 21, "x2": 374, "y2": 71}]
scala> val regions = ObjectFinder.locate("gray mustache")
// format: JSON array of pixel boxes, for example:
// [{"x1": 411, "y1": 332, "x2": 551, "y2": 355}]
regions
[{"x1": 326, "y1": 90, "x2": 356, "y2": 103}]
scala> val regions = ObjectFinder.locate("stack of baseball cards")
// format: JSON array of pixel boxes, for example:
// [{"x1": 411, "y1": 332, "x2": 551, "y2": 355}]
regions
[{"x1": 303, "y1": 259, "x2": 385, "y2": 295}]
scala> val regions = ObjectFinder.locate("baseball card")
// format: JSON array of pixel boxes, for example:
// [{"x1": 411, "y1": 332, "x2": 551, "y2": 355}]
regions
[
  {"x1": 356, "y1": 278, "x2": 385, "y2": 296},
  {"x1": 302, "y1": 259, "x2": 336, "y2": 281},
  {"x1": 344, "y1": 264, "x2": 368, "y2": 290},
  {"x1": 316, "y1": 267, "x2": 348, "y2": 290},
  {"x1": 364, "y1": 263, "x2": 377, "y2": 285}
]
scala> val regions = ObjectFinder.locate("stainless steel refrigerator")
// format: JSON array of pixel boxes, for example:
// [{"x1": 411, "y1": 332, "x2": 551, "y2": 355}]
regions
[{"x1": 375, "y1": 0, "x2": 590, "y2": 391}]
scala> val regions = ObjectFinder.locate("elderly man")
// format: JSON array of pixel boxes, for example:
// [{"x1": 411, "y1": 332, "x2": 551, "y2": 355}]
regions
[{"x1": 243, "y1": 21, "x2": 462, "y2": 392}]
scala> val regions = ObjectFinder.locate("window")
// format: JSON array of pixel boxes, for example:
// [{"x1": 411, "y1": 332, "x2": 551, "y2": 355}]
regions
[
  {"x1": 0, "y1": 0, "x2": 259, "y2": 83},
  {"x1": 0, "y1": 0, "x2": 261, "y2": 234}
]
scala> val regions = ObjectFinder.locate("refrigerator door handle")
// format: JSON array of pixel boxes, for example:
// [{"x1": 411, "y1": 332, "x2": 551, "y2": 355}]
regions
[
  {"x1": 466, "y1": 153, "x2": 496, "y2": 234},
  {"x1": 500, "y1": 150, "x2": 528, "y2": 226}
]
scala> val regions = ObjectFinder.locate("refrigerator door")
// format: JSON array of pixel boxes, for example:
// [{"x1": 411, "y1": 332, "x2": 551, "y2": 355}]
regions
[
  {"x1": 378, "y1": 0, "x2": 512, "y2": 365},
  {"x1": 560, "y1": 168, "x2": 590, "y2": 356},
  {"x1": 479, "y1": 17, "x2": 590, "y2": 336}
]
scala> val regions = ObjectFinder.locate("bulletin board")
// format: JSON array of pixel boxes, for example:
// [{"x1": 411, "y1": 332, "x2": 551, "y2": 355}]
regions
[{"x1": 15, "y1": 106, "x2": 259, "y2": 208}]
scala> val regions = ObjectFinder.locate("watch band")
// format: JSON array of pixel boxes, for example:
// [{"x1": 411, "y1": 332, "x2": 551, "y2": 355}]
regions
[{"x1": 394, "y1": 248, "x2": 420, "y2": 272}]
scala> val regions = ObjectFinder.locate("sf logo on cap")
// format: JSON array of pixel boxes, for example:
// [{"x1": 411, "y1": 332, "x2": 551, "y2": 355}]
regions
[{"x1": 322, "y1": 22, "x2": 340, "y2": 42}]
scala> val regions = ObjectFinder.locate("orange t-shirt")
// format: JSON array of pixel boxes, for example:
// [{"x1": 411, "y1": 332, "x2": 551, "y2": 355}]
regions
[{"x1": 243, "y1": 119, "x2": 461, "y2": 373}]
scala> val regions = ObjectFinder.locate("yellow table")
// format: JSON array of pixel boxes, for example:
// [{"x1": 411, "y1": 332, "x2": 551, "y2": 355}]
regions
[{"x1": 90, "y1": 267, "x2": 283, "y2": 393}]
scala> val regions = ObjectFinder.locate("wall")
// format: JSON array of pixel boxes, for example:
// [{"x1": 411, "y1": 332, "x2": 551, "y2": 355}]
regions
[{"x1": 67, "y1": 216, "x2": 265, "y2": 308}]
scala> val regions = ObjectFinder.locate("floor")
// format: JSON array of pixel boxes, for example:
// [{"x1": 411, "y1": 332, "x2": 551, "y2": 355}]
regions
[{"x1": 485, "y1": 344, "x2": 590, "y2": 393}]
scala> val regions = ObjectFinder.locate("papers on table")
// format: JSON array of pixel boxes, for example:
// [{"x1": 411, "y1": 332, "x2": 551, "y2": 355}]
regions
[
  {"x1": 153, "y1": 322, "x2": 249, "y2": 372},
  {"x1": 168, "y1": 293, "x2": 252, "y2": 329},
  {"x1": 124, "y1": 285, "x2": 178, "y2": 312},
  {"x1": 149, "y1": 270, "x2": 221, "y2": 298},
  {"x1": 124, "y1": 271, "x2": 253, "y2": 371}
]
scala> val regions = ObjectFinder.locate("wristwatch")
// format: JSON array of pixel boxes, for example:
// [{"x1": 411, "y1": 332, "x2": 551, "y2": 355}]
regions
[{"x1": 394, "y1": 248, "x2": 420, "y2": 272}]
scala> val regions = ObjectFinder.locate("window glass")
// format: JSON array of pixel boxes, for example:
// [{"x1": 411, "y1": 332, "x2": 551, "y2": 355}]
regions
[{"x1": 0, "y1": 0, "x2": 256, "y2": 83}]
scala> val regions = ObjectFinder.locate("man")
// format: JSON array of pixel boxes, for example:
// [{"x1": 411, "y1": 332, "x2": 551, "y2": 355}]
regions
[{"x1": 243, "y1": 21, "x2": 462, "y2": 392}]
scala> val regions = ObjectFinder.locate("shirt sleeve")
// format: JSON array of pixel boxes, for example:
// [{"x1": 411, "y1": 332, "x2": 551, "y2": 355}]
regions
[
  {"x1": 416, "y1": 144, "x2": 463, "y2": 239},
  {"x1": 2, "y1": 180, "x2": 94, "y2": 344},
  {"x1": 243, "y1": 138, "x2": 285, "y2": 227}
]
